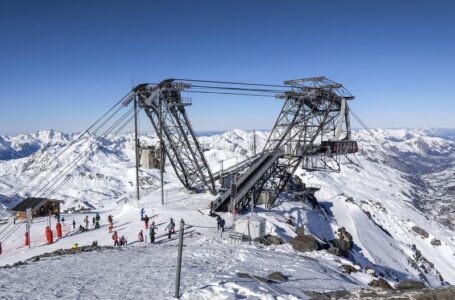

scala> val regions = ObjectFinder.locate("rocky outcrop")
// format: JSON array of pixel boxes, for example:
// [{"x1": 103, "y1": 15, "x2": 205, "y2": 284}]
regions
[
  {"x1": 395, "y1": 280, "x2": 426, "y2": 290},
  {"x1": 253, "y1": 234, "x2": 285, "y2": 246},
  {"x1": 412, "y1": 226, "x2": 429, "y2": 238},
  {"x1": 431, "y1": 238, "x2": 442, "y2": 246},
  {"x1": 295, "y1": 227, "x2": 305, "y2": 237},
  {"x1": 304, "y1": 285, "x2": 455, "y2": 299},
  {"x1": 237, "y1": 271, "x2": 288, "y2": 283},
  {"x1": 290, "y1": 235, "x2": 320, "y2": 252},
  {"x1": 267, "y1": 272, "x2": 288, "y2": 282},
  {"x1": 0, "y1": 245, "x2": 117, "y2": 269},
  {"x1": 368, "y1": 278, "x2": 393, "y2": 289},
  {"x1": 335, "y1": 227, "x2": 353, "y2": 257},
  {"x1": 341, "y1": 264, "x2": 358, "y2": 274}
]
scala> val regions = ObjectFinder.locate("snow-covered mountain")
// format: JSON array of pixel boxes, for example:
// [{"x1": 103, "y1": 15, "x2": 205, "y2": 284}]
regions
[{"x1": 1, "y1": 128, "x2": 455, "y2": 290}]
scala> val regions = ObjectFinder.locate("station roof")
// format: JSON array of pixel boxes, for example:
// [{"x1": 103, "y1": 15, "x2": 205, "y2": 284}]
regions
[{"x1": 11, "y1": 197, "x2": 64, "y2": 212}]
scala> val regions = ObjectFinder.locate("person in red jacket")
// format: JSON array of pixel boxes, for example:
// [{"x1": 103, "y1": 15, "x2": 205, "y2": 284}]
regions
[{"x1": 112, "y1": 231, "x2": 119, "y2": 246}]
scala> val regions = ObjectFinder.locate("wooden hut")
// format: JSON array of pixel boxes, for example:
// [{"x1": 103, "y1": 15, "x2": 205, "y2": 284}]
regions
[{"x1": 11, "y1": 197, "x2": 64, "y2": 220}]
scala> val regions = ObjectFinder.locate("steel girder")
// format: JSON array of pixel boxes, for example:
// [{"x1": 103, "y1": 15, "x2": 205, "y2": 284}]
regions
[
  {"x1": 134, "y1": 81, "x2": 216, "y2": 194},
  {"x1": 242, "y1": 78, "x2": 355, "y2": 210}
]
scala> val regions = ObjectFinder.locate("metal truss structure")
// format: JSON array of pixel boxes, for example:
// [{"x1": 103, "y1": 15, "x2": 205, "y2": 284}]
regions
[
  {"x1": 125, "y1": 77, "x2": 357, "y2": 213},
  {"x1": 133, "y1": 80, "x2": 216, "y2": 194},
  {"x1": 212, "y1": 77, "x2": 358, "y2": 212}
]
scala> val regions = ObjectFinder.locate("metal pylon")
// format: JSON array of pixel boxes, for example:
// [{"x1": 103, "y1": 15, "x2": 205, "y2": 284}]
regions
[{"x1": 134, "y1": 80, "x2": 216, "y2": 194}]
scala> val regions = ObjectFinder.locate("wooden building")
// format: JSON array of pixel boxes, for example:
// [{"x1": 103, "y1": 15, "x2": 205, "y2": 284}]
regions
[{"x1": 11, "y1": 197, "x2": 64, "y2": 220}]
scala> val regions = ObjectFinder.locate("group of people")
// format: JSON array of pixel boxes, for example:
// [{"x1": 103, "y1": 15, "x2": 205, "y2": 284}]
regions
[
  {"x1": 112, "y1": 230, "x2": 127, "y2": 246},
  {"x1": 72, "y1": 213, "x2": 102, "y2": 233},
  {"x1": 70, "y1": 209, "x2": 195, "y2": 248}
]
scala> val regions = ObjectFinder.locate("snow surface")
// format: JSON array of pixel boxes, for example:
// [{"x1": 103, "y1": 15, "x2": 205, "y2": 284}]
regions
[{"x1": 0, "y1": 128, "x2": 454, "y2": 298}]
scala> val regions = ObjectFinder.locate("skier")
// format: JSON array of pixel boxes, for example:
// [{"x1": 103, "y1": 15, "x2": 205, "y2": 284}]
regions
[
  {"x1": 113, "y1": 231, "x2": 119, "y2": 246},
  {"x1": 220, "y1": 218, "x2": 225, "y2": 232},
  {"x1": 72, "y1": 219, "x2": 76, "y2": 230},
  {"x1": 95, "y1": 219, "x2": 100, "y2": 229},
  {"x1": 84, "y1": 216, "x2": 89, "y2": 230},
  {"x1": 107, "y1": 215, "x2": 114, "y2": 233},
  {"x1": 138, "y1": 230, "x2": 144, "y2": 242},
  {"x1": 96, "y1": 213, "x2": 100, "y2": 222},
  {"x1": 149, "y1": 222, "x2": 157, "y2": 244},
  {"x1": 61, "y1": 217, "x2": 65, "y2": 225},
  {"x1": 165, "y1": 219, "x2": 174, "y2": 239},
  {"x1": 144, "y1": 215, "x2": 149, "y2": 229},
  {"x1": 170, "y1": 218, "x2": 176, "y2": 234},
  {"x1": 140, "y1": 208, "x2": 145, "y2": 220},
  {"x1": 92, "y1": 216, "x2": 96, "y2": 227},
  {"x1": 216, "y1": 216, "x2": 222, "y2": 231},
  {"x1": 120, "y1": 235, "x2": 127, "y2": 246}
]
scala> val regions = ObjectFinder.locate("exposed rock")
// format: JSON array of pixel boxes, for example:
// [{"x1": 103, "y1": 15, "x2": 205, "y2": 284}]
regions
[
  {"x1": 368, "y1": 278, "x2": 393, "y2": 289},
  {"x1": 253, "y1": 234, "x2": 285, "y2": 246},
  {"x1": 395, "y1": 280, "x2": 426, "y2": 290},
  {"x1": 253, "y1": 237, "x2": 271, "y2": 246},
  {"x1": 237, "y1": 272, "x2": 271, "y2": 283},
  {"x1": 412, "y1": 226, "x2": 429, "y2": 239},
  {"x1": 305, "y1": 285, "x2": 455, "y2": 299},
  {"x1": 327, "y1": 246, "x2": 342, "y2": 256},
  {"x1": 290, "y1": 235, "x2": 320, "y2": 252},
  {"x1": 0, "y1": 245, "x2": 118, "y2": 270},
  {"x1": 335, "y1": 227, "x2": 353, "y2": 257},
  {"x1": 295, "y1": 227, "x2": 305, "y2": 237},
  {"x1": 413, "y1": 286, "x2": 455, "y2": 300},
  {"x1": 431, "y1": 238, "x2": 442, "y2": 246},
  {"x1": 267, "y1": 272, "x2": 288, "y2": 282},
  {"x1": 264, "y1": 235, "x2": 285, "y2": 245},
  {"x1": 341, "y1": 264, "x2": 358, "y2": 274}
]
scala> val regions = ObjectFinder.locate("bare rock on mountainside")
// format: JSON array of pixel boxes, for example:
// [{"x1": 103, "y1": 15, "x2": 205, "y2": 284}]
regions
[
  {"x1": 368, "y1": 278, "x2": 393, "y2": 289},
  {"x1": 412, "y1": 226, "x2": 430, "y2": 239},
  {"x1": 267, "y1": 272, "x2": 288, "y2": 282},
  {"x1": 295, "y1": 227, "x2": 305, "y2": 237},
  {"x1": 341, "y1": 264, "x2": 359, "y2": 274},
  {"x1": 335, "y1": 227, "x2": 353, "y2": 257},
  {"x1": 395, "y1": 280, "x2": 426, "y2": 290},
  {"x1": 290, "y1": 235, "x2": 320, "y2": 252},
  {"x1": 431, "y1": 238, "x2": 442, "y2": 246},
  {"x1": 253, "y1": 234, "x2": 285, "y2": 246}
]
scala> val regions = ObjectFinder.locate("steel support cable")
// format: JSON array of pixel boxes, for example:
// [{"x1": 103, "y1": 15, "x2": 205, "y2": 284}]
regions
[
  {"x1": 1, "y1": 94, "x2": 128, "y2": 207},
  {"x1": 34, "y1": 108, "x2": 135, "y2": 200},
  {"x1": 0, "y1": 220, "x2": 25, "y2": 243},
  {"x1": 42, "y1": 110, "x2": 136, "y2": 200},
  {"x1": 189, "y1": 84, "x2": 288, "y2": 94},
  {"x1": 182, "y1": 90, "x2": 278, "y2": 98},
  {"x1": 350, "y1": 109, "x2": 381, "y2": 143},
  {"x1": 12, "y1": 105, "x2": 125, "y2": 205},
  {"x1": 44, "y1": 113, "x2": 136, "y2": 200},
  {"x1": 173, "y1": 78, "x2": 290, "y2": 88},
  {"x1": 0, "y1": 110, "x2": 136, "y2": 243},
  {"x1": 0, "y1": 104, "x2": 126, "y2": 223}
]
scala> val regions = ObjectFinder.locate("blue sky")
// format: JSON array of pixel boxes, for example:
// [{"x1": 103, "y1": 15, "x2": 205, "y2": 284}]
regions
[{"x1": 0, "y1": 0, "x2": 454, "y2": 134}]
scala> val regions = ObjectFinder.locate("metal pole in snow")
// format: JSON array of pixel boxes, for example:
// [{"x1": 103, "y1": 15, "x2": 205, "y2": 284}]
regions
[
  {"x1": 159, "y1": 97, "x2": 165, "y2": 206},
  {"x1": 174, "y1": 219, "x2": 184, "y2": 298},
  {"x1": 247, "y1": 218, "x2": 251, "y2": 245},
  {"x1": 134, "y1": 95, "x2": 141, "y2": 206}
]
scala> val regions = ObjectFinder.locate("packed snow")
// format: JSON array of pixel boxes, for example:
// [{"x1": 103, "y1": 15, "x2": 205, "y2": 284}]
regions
[{"x1": 0, "y1": 128, "x2": 454, "y2": 299}]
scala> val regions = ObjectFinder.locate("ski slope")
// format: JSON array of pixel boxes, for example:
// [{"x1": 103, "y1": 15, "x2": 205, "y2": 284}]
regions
[{"x1": 0, "y1": 128, "x2": 454, "y2": 298}]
